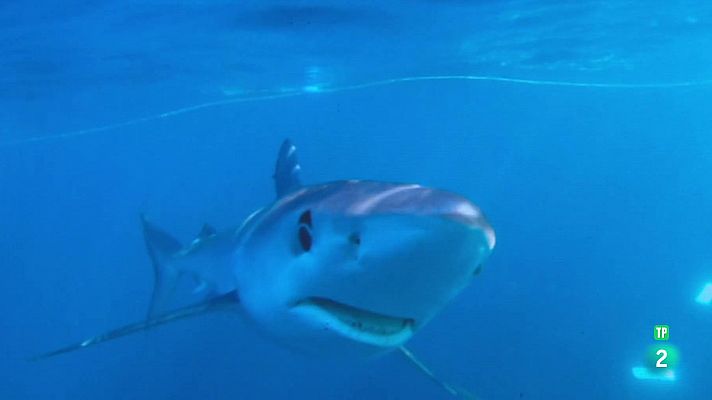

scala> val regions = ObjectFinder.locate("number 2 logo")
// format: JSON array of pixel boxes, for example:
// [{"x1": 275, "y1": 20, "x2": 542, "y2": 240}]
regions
[{"x1": 656, "y1": 349, "x2": 668, "y2": 368}]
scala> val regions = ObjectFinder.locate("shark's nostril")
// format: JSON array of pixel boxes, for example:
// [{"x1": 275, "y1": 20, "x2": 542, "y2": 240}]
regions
[
  {"x1": 473, "y1": 264, "x2": 483, "y2": 276},
  {"x1": 349, "y1": 232, "x2": 361, "y2": 245}
]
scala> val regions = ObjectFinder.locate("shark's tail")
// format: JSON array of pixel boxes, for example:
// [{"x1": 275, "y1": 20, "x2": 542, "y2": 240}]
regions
[{"x1": 140, "y1": 214, "x2": 184, "y2": 318}]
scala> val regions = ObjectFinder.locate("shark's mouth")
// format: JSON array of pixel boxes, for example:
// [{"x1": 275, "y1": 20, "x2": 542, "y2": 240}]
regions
[{"x1": 293, "y1": 297, "x2": 415, "y2": 347}]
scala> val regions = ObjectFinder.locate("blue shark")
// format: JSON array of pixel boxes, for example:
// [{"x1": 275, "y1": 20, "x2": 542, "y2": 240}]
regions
[{"x1": 37, "y1": 139, "x2": 495, "y2": 386}]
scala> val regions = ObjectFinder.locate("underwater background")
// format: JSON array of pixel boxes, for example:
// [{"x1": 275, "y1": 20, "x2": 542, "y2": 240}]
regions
[{"x1": 2, "y1": 1, "x2": 712, "y2": 399}]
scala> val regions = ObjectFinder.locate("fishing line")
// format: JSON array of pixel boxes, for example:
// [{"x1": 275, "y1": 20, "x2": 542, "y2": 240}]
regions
[
  {"x1": 2, "y1": 74, "x2": 712, "y2": 148},
  {"x1": 398, "y1": 346, "x2": 479, "y2": 399}
]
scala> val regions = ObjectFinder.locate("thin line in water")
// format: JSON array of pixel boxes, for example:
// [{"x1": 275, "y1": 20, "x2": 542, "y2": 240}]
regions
[{"x1": 2, "y1": 74, "x2": 711, "y2": 148}]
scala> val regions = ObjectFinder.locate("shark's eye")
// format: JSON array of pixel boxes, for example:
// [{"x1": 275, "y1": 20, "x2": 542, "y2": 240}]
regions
[
  {"x1": 298, "y1": 225, "x2": 312, "y2": 252},
  {"x1": 297, "y1": 210, "x2": 313, "y2": 252},
  {"x1": 299, "y1": 210, "x2": 312, "y2": 227}
]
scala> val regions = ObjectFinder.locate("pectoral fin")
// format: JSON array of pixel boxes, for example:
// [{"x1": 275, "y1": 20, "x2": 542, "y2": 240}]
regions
[{"x1": 32, "y1": 291, "x2": 238, "y2": 361}]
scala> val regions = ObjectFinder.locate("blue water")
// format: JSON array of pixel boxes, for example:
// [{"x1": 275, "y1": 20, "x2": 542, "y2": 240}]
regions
[{"x1": 2, "y1": 1, "x2": 712, "y2": 399}]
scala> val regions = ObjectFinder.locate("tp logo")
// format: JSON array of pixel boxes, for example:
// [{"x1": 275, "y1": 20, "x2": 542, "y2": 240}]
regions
[{"x1": 654, "y1": 325, "x2": 669, "y2": 341}]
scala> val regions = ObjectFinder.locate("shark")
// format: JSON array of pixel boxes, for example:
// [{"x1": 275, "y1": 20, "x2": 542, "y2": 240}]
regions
[{"x1": 37, "y1": 139, "x2": 496, "y2": 396}]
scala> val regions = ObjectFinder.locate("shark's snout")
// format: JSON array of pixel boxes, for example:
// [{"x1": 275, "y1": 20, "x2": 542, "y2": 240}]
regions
[
  {"x1": 441, "y1": 200, "x2": 496, "y2": 251},
  {"x1": 368, "y1": 184, "x2": 496, "y2": 251}
]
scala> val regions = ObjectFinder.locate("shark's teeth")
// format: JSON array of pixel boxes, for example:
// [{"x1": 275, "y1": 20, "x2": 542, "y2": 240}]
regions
[{"x1": 294, "y1": 297, "x2": 415, "y2": 347}]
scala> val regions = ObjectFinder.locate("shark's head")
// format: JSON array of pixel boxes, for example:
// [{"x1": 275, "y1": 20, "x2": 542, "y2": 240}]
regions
[{"x1": 235, "y1": 179, "x2": 495, "y2": 358}]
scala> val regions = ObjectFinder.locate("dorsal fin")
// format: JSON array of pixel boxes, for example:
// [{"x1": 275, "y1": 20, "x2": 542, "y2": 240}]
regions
[
  {"x1": 273, "y1": 139, "x2": 302, "y2": 198},
  {"x1": 197, "y1": 223, "x2": 217, "y2": 240},
  {"x1": 141, "y1": 214, "x2": 182, "y2": 255},
  {"x1": 141, "y1": 214, "x2": 183, "y2": 318}
]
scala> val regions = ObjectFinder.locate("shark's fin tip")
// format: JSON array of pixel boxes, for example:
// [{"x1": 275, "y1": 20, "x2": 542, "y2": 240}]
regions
[
  {"x1": 197, "y1": 223, "x2": 217, "y2": 240},
  {"x1": 32, "y1": 291, "x2": 239, "y2": 361}
]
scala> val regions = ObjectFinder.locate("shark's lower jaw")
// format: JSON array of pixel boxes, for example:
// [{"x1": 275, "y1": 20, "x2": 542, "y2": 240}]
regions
[{"x1": 293, "y1": 297, "x2": 415, "y2": 348}]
